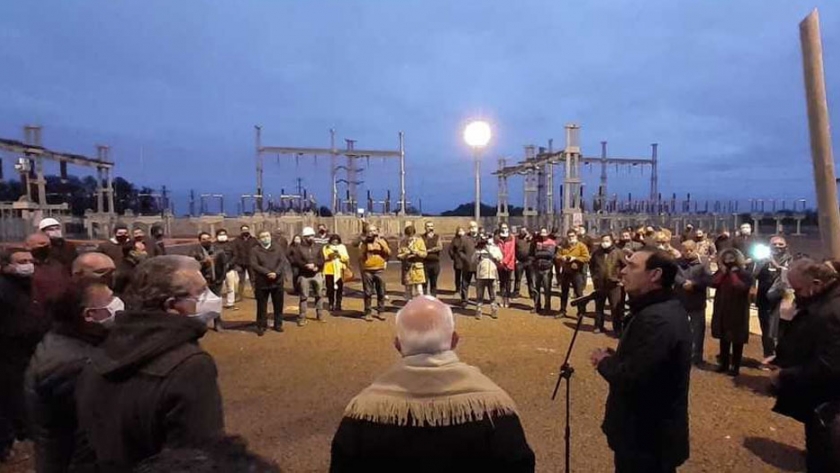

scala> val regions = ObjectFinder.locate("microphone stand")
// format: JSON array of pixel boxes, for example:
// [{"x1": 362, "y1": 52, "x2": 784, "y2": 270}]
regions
[{"x1": 551, "y1": 300, "x2": 588, "y2": 473}]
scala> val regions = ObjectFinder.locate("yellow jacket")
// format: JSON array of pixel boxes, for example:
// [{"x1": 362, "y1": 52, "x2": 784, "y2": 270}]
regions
[
  {"x1": 397, "y1": 237, "x2": 428, "y2": 285},
  {"x1": 556, "y1": 241, "x2": 591, "y2": 273},
  {"x1": 323, "y1": 244, "x2": 350, "y2": 278},
  {"x1": 359, "y1": 238, "x2": 392, "y2": 271}
]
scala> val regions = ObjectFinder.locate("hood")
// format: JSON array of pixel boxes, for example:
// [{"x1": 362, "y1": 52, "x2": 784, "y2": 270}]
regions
[{"x1": 92, "y1": 310, "x2": 207, "y2": 381}]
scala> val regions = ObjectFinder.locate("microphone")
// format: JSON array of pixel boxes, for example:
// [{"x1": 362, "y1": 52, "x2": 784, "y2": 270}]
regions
[{"x1": 570, "y1": 292, "x2": 598, "y2": 308}]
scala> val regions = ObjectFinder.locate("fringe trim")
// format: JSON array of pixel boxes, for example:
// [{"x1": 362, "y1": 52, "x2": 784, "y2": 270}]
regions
[{"x1": 344, "y1": 392, "x2": 518, "y2": 427}]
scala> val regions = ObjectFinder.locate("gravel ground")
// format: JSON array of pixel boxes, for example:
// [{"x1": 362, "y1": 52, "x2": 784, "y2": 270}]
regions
[{"x1": 2, "y1": 249, "x2": 811, "y2": 473}]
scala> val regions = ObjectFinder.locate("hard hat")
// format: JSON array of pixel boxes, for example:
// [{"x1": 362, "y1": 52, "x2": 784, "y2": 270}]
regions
[
  {"x1": 38, "y1": 218, "x2": 61, "y2": 231},
  {"x1": 302, "y1": 226, "x2": 316, "y2": 237}
]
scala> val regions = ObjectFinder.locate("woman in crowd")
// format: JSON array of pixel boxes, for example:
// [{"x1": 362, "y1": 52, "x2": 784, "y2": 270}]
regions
[
  {"x1": 288, "y1": 234, "x2": 302, "y2": 295},
  {"x1": 323, "y1": 234, "x2": 350, "y2": 313},
  {"x1": 711, "y1": 248, "x2": 754, "y2": 376},
  {"x1": 397, "y1": 225, "x2": 427, "y2": 299}
]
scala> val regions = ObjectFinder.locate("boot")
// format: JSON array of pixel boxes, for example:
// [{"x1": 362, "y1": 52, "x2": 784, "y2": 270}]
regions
[{"x1": 213, "y1": 317, "x2": 225, "y2": 332}]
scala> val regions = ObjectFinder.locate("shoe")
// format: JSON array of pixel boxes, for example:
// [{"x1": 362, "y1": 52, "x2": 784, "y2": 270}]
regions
[
  {"x1": 364, "y1": 312, "x2": 373, "y2": 322},
  {"x1": 297, "y1": 317, "x2": 307, "y2": 327},
  {"x1": 257, "y1": 327, "x2": 265, "y2": 337},
  {"x1": 716, "y1": 364, "x2": 729, "y2": 373},
  {"x1": 273, "y1": 325, "x2": 284, "y2": 333},
  {"x1": 316, "y1": 312, "x2": 326, "y2": 323},
  {"x1": 728, "y1": 368, "x2": 740, "y2": 377},
  {"x1": 758, "y1": 363, "x2": 772, "y2": 372},
  {"x1": 529, "y1": 307, "x2": 536, "y2": 314},
  {"x1": 490, "y1": 308, "x2": 498, "y2": 319},
  {"x1": 475, "y1": 311, "x2": 482, "y2": 320},
  {"x1": 593, "y1": 328, "x2": 602, "y2": 334}
]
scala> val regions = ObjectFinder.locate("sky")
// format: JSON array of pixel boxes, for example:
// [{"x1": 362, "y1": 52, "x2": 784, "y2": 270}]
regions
[{"x1": 0, "y1": 0, "x2": 838, "y2": 214}]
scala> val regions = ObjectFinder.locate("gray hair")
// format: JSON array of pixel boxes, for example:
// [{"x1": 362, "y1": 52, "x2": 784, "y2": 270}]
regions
[
  {"x1": 123, "y1": 255, "x2": 201, "y2": 311},
  {"x1": 395, "y1": 296, "x2": 455, "y2": 356},
  {"x1": 790, "y1": 257, "x2": 839, "y2": 284}
]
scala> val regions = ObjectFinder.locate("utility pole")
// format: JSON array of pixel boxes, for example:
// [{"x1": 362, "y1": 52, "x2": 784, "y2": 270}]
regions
[{"x1": 800, "y1": 9, "x2": 840, "y2": 259}]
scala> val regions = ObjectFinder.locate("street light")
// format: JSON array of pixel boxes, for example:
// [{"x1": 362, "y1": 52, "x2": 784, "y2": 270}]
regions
[{"x1": 464, "y1": 121, "x2": 492, "y2": 222}]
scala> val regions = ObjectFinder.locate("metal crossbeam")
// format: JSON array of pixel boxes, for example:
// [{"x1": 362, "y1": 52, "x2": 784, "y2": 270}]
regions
[
  {"x1": 0, "y1": 138, "x2": 114, "y2": 167},
  {"x1": 260, "y1": 146, "x2": 401, "y2": 158}
]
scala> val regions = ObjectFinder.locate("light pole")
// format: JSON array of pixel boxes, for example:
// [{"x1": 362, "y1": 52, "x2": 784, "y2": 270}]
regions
[{"x1": 464, "y1": 121, "x2": 491, "y2": 223}]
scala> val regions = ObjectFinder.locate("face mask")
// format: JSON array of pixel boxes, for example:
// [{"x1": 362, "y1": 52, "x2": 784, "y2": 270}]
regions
[
  {"x1": 457, "y1": 232, "x2": 465, "y2": 237},
  {"x1": 773, "y1": 246, "x2": 787, "y2": 255},
  {"x1": 153, "y1": 232, "x2": 164, "y2": 240},
  {"x1": 657, "y1": 244, "x2": 667, "y2": 250},
  {"x1": 95, "y1": 297, "x2": 125, "y2": 327},
  {"x1": 13, "y1": 263, "x2": 35, "y2": 277},
  {"x1": 201, "y1": 241, "x2": 212, "y2": 249},
  {"x1": 45, "y1": 229, "x2": 63, "y2": 240},
  {"x1": 260, "y1": 238, "x2": 271, "y2": 248},
  {"x1": 241, "y1": 231, "x2": 251, "y2": 238},
  {"x1": 133, "y1": 236, "x2": 144, "y2": 243},
  {"x1": 694, "y1": 236, "x2": 703, "y2": 242},
  {"x1": 501, "y1": 230, "x2": 509, "y2": 238},
  {"x1": 191, "y1": 288, "x2": 222, "y2": 323},
  {"x1": 568, "y1": 238, "x2": 578, "y2": 245},
  {"x1": 217, "y1": 235, "x2": 229, "y2": 242},
  {"x1": 115, "y1": 235, "x2": 129, "y2": 244},
  {"x1": 601, "y1": 242, "x2": 612, "y2": 249},
  {"x1": 469, "y1": 228, "x2": 478, "y2": 236},
  {"x1": 740, "y1": 229, "x2": 751, "y2": 236}
]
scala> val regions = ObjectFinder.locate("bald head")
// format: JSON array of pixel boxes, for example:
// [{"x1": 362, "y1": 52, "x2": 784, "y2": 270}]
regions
[
  {"x1": 25, "y1": 233, "x2": 50, "y2": 250},
  {"x1": 72, "y1": 252, "x2": 116, "y2": 283},
  {"x1": 395, "y1": 296, "x2": 457, "y2": 356}
]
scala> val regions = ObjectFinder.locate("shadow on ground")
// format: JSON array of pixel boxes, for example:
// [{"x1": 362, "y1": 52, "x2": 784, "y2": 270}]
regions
[{"x1": 743, "y1": 436, "x2": 805, "y2": 472}]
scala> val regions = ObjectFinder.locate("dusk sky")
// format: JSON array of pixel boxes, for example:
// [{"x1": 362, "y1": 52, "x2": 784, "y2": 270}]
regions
[{"x1": 1, "y1": 1, "x2": 838, "y2": 214}]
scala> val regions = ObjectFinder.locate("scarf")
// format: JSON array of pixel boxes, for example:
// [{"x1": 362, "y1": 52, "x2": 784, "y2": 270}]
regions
[{"x1": 344, "y1": 350, "x2": 519, "y2": 427}]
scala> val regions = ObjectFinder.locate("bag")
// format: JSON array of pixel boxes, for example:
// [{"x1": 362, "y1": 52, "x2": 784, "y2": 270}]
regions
[{"x1": 342, "y1": 266, "x2": 355, "y2": 282}]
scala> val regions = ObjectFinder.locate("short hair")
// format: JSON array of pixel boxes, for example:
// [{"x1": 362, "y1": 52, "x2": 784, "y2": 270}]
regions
[
  {"x1": 114, "y1": 223, "x2": 129, "y2": 233},
  {"x1": 790, "y1": 257, "x2": 839, "y2": 284},
  {"x1": 601, "y1": 233, "x2": 613, "y2": 241},
  {"x1": 240, "y1": 224, "x2": 249, "y2": 231},
  {"x1": 681, "y1": 240, "x2": 697, "y2": 251},
  {"x1": 50, "y1": 282, "x2": 109, "y2": 325},
  {"x1": 198, "y1": 232, "x2": 211, "y2": 240},
  {"x1": 123, "y1": 256, "x2": 201, "y2": 311},
  {"x1": 404, "y1": 225, "x2": 416, "y2": 237},
  {"x1": 638, "y1": 248, "x2": 678, "y2": 289},
  {"x1": 1, "y1": 247, "x2": 29, "y2": 266},
  {"x1": 215, "y1": 228, "x2": 228, "y2": 237},
  {"x1": 395, "y1": 296, "x2": 455, "y2": 356},
  {"x1": 566, "y1": 229, "x2": 577, "y2": 236},
  {"x1": 133, "y1": 435, "x2": 280, "y2": 473},
  {"x1": 328, "y1": 234, "x2": 342, "y2": 244}
]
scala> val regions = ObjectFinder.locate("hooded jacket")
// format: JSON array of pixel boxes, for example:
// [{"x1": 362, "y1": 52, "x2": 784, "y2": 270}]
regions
[
  {"x1": 25, "y1": 323, "x2": 107, "y2": 472},
  {"x1": 75, "y1": 311, "x2": 224, "y2": 472}
]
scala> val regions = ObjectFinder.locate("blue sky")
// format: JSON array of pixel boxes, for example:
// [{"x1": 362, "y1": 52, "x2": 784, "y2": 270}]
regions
[{"x1": 0, "y1": 1, "x2": 838, "y2": 214}]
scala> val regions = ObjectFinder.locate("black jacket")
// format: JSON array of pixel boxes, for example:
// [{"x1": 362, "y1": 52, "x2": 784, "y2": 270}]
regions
[
  {"x1": 774, "y1": 282, "x2": 840, "y2": 423},
  {"x1": 49, "y1": 239, "x2": 78, "y2": 273},
  {"x1": 76, "y1": 311, "x2": 225, "y2": 472},
  {"x1": 756, "y1": 252, "x2": 792, "y2": 309},
  {"x1": 232, "y1": 235, "x2": 258, "y2": 268},
  {"x1": 597, "y1": 290, "x2": 691, "y2": 467},
  {"x1": 145, "y1": 237, "x2": 166, "y2": 257},
  {"x1": 448, "y1": 236, "x2": 464, "y2": 270},
  {"x1": 330, "y1": 414, "x2": 535, "y2": 473},
  {"x1": 675, "y1": 257, "x2": 713, "y2": 312},
  {"x1": 288, "y1": 242, "x2": 326, "y2": 278},
  {"x1": 97, "y1": 240, "x2": 126, "y2": 265},
  {"x1": 25, "y1": 324, "x2": 107, "y2": 473},
  {"x1": 454, "y1": 234, "x2": 478, "y2": 272},
  {"x1": 250, "y1": 244, "x2": 290, "y2": 289},
  {"x1": 514, "y1": 236, "x2": 532, "y2": 262}
]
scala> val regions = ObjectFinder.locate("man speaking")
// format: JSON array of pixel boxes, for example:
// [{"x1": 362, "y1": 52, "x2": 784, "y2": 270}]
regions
[{"x1": 590, "y1": 248, "x2": 692, "y2": 472}]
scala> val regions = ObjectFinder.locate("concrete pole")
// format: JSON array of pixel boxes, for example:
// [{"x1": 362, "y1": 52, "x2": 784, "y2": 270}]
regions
[
  {"x1": 399, "y1": 131, "x2": 406, "y2": 215},
  {"x1": 474, "y1": 147, "x2": 481, "y2": 222},
  {"x1": 330, "y1": 128, "x2": 337, "y2": 215},
  {"x1": 800, "y1": 10, "x2": 840, "y2": 259},
  {"x1": 255, "y1": 125, "x2": 263, "y2": 214}
]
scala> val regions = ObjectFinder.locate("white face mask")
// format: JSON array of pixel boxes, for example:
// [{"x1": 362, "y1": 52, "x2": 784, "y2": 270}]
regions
[
  {"x1": 500, "y1": 229, "x2": 509, "y2": 237},
  {"x1": 191, "y1": 288, "x2": 222, "y2": 323},
  {"x1": 45, "y1": 229, "x2": 63, "y2": 239},
  {"x1": 13, "y1": 263, "x2": 35, "y2": 277},
  {"x1": 217, "y1": 234, "x2": 228, "y2": 242},
  {"x1": 96, "y1": 297, "x2": 125, "y2": 326},
  {"x1": 602, "y1": 242, "x2": 612, "y2": 249}
]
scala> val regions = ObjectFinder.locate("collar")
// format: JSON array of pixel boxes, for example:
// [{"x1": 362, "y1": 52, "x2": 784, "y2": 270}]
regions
[
  {"x1": 402, "y1": 350, "x2": 459, "y2": 367},
  {"x1": 627, "y1": 288, "x2": 674, "y2": 314}
]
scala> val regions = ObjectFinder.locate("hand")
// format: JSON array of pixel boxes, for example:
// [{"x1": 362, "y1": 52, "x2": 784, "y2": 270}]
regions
[
  {"x1": 306, "y1": 263, "x2": 317, "y2": 271},
  {"x1": 683, "y1": 281, "x2": 694, "y2": 291},
  {"x1": 268, "y1": 272, "x2": 277, "y2": 280},
  {"x1": 590, "y1": 348, "x2": 612, "y2": 367},
  {"x1": 331, "y1": 252, "x2": 340, "y2": 260}
]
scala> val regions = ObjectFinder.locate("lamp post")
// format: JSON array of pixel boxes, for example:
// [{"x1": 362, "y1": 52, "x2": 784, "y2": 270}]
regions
[{"x1": 464, "y1": 121, "x2": 492, "y2": 223}]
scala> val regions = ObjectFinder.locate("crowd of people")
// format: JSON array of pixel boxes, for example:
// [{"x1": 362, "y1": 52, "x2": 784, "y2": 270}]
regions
[{"x1": 1, "y1": 216, "x2": 839, "y2": 471}]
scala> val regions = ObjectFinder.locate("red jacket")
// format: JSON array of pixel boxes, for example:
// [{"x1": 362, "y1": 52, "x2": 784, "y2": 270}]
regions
[{"x1": 496, "y1": 236, "x2": 516, "y2": 271}]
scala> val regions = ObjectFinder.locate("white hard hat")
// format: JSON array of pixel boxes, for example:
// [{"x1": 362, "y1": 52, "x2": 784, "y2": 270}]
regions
[
  {"x1": 302, "y1": 226, "x2": 316, "y2": 237},
  {"x1": 38, "y1": 218, "x2": 61, "y2": 231}
]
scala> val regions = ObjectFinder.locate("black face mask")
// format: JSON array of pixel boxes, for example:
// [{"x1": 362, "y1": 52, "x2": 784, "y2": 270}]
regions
[
  {"x1": 241, "y1": 232, "x2": 250, "y2": 238},
  {"x1": 694, "y1": 236, "x2": 704, "y2": 242},
  {"x1": 201, "y1": 242, "x2": 212, "y2": 249},
  {"x1": 115, "y1": 235, "x2": 129, "y2": 244},
  {"x1": 134, "y1": 236, "x2": 144, "y2": 242},
  {"x1": 153, "y1": 233, "x2": 164, "y2": 240},
  {"x1": 773, "y1": 247, "x2": 787, "y2": 256},
  {"x1": 31, "y1": 246, "x2": 50, "y2": 262}
]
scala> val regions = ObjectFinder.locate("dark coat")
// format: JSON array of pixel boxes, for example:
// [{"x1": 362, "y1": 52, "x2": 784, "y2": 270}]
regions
[
  {"x1": 454, "y1": 234, "x2": 478, "y2": 272},
  {"x1": 48, "y1": 239, "x2": 78, "y2": 273},
  {"x1": 330, "y1": 414, "x2": 535, "y2": 473},
  {"x1": 774, "y1": 282, "x2": 840, "y2": 423},
  {"x1": 589, "y1": 245, "x2": 624, "y2": 290},
  {"x1": 113, "y1": 258, "x2": 140, "y2": 296},
  {"x1": 190, "y1": 244, "x2": 228, "y2": 290},
  {"x1": 711, "y1": 268, "x2": 754, "y2": 344},
  {"x1": 25, "y1": 325, "x2": 107, "y2": 472},
  {"x1": 597, "y1": 290, "x2": 691, "y2": 468},
  {"x1": 675, "y1": 257, "x2": 713, "y2": 312},
  {"x1": 448, "y1": 236, "x2": 464, "y2": 270},
  {"x1": 529, "y1": 238, "x2": 557, "y2": 272},
  {"x1": 232, "y1": 235, "x2": 258, "y2": 269},
  {"x1": 76, "y1": 311, "x2": 224, "y2": 472},
  {"x1": 33, "y1": 259, "x2": 71, "y2": 317},
  {"x1": 145, "y1": 237, "x2": 166, "y2": 257},
  {"x1": 287, "y1": 242, "x2": 326, "y2": 278},
  {"x1": 97, "y1": 240, "x2": 126, "y2": 265},
  {"x1": 515, "y1": 236, "x2": 532, "y2": 262},
  {"x1": 422, "y1": 233, "x2": 443, "y2": 263},
  {"x1": 250, "y1": 243, "x2": 290, "y2": 289},
  {"x1": 756, "y1": 252, "x2": 792, "y2": 310}
]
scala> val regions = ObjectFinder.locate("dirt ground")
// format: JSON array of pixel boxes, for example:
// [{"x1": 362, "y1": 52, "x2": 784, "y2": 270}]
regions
[{"x1": 2, "y1": 246, "x2": 814, "y2": 473}]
